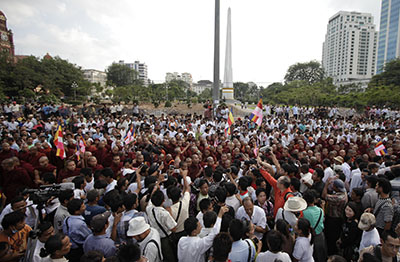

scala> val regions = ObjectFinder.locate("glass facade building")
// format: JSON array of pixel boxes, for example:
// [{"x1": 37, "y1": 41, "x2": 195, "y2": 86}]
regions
[{"x1": 377, "y1": 0, "x2": 400, "y2": 73}]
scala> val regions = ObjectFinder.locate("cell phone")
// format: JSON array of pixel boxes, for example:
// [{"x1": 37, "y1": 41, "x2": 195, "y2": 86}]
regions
[
  {"x1": 169, "y1": 165, "x2": 174, "y2": 170},
  {"x1": 164, "y1": 174, "x2": 168, "y2": 180}
]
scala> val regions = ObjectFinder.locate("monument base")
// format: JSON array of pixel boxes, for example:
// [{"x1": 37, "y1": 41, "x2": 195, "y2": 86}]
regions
[{"x1": 222, "y1": 89, "x2": 234, "y2": 100}]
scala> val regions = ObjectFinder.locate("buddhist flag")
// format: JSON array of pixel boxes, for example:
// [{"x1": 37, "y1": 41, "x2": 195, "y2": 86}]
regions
[
  {"x1": 124, "y1": 125, "x2": 136, "y2": 145},
  {"x1": 75, "y1": 136, "x2": 86, "y2": 160},
  {"x1": 374, "y1": 139, "x2": 387, "y2": 156},
  {"x1": 224, "y1": 107, "x2": 235, "y2": 136},
  {"x1": 249, "y1": 99, "x2": 263, "y2": 127},
  {"x1": 54, "y1": 124, "x2": 66, "y2": 159}
]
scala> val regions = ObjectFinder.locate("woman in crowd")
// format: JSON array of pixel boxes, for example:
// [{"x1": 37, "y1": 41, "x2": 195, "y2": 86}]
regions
[{"x1": 337, "y1": 202, "x2": 362, "y2": 261}]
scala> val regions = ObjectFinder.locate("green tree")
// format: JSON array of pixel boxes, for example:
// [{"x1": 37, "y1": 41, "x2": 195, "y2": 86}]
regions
[
  {"x1": 284, "y1": 61, "x2": 325, "y2": 84},
  {"x1": 106, "y1": 63, "x2": 138, "y2": 87},
  {"x1": 369, "y1": 58, "x2": 400, "y2": 87}
]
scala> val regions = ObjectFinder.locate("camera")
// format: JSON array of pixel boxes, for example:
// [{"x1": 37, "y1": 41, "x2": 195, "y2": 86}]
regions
[{"x1": 22, "y1": 183, "x2": 74, "y2": 205}]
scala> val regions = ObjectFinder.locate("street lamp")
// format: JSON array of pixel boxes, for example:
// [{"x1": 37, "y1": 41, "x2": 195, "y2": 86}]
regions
[{"x1": 71, "y1": 81, "x2": 78, "y2": 101}]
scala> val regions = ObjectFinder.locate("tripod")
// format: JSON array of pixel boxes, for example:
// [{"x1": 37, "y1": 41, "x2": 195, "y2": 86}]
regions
[{"x1": 23, "y1": 202, "x2": 45, "y2": 262}]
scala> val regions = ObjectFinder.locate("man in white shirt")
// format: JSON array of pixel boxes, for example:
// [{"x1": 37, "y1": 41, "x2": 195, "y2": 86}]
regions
[
  {"x1": 235, "y1": 197, "x2": 267, "y2": 240},
  {"x1": 275, "y1": 197, "x2": 307, "y2": 228},
  {"x1": 127, "y1": 216, "x2": 163, "y2": 262},
  {"x1": 168, "y1": 171, "x2": 190, "y2": 238},
  {"x1": 322, "y1": 159, "x2": 335, "y2": 183},
  {"x1": 178, "y1": 205, "x2": 229, "y2": 262},
  {"x1": 146, "y1": 189, "x2": 177, "y2": 262}
]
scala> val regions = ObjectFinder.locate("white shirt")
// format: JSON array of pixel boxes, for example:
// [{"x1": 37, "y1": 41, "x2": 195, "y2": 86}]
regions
[
  {"x1": 300, "y1": 172, "x2": 313, "y2": 193},
  {"x1": 322, "y1": 167, "x2": 335, "y2": 183},
  {"x1": 225, "y1": 195, "x2": 241, "y2": 212},
  {"x1": 105, "y1": 180, "x2": 117, "y2": 193},
  {"x1": 85, "y1": 179, "x2": 94, "y2": 192},
  {"x1": 73, "y1": 189, "x2": 85, "y2": 199},
  {"x1": 293, "y1": 236, "x2": 314, "y2": 262},
  {"x1": 146, "y1": 202, "x2": 177, "y2": 238},
  {"x1": 170, "y1": 192, "x2": 190, "y2": 233},
  {"x1": 177, "y1": 217, "x2": 221, "y2": 262},
  {"x1": 139, "y1": 228, "x2": 162, "y2": 262},
  {"x1": 33, "y1": 240, "x2": 45, "y2": 262},
  {"x1": 235, "y1": 205, "x2": 267, "y2": 240},
  {"x1": 196, "y1": 212, "x2": 204, "y2": 228},
  {"x1": 256, "y1": 251, "x2": 291, "y2": 262},
  {"x1": 275, "y1": 208, "x2": 298, "y2": 228},
  {"x1": 359, "y1": 228, "x2": 380, "y2": 251}
]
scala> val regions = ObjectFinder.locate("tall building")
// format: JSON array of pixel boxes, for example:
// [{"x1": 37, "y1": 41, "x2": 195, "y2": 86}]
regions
[
  {"x1": 118, "y1": 60, "x2": 149, "y2": 86},
  {"x1": 165, "y1": 72, "x2": 193, "y2": 87},
  {"x1": 322, "y1": 11, "x2": 378, "y2": 87},
  {"x1": 377, "y1": 0, "x2": 400, "y2": 73},
  {"x1": 0, "y1": 11, "x2": 15, "y2": 57}
]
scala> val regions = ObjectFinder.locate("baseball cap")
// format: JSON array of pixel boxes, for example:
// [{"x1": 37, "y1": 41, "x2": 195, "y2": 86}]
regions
[
  {"x1": 358, "y1": 212, "x2": 376, "y2": 231},
  {"x1": 90, "y1": 211, "x2": 111, "y2": 232}
]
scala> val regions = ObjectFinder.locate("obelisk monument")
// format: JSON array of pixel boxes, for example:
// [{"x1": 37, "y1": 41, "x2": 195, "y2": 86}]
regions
[{"x1": 222, "y1": 7, "x2": 234, "y2": 100}]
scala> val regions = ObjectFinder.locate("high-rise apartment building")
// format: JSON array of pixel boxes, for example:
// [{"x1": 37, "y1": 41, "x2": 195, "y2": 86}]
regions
[
  {"x1": 322, "y1": 11, "x2": 378, "y2": 87},
  {"x1": 377, "y1": 0, "x2": 400, "y2": 73},
  {"x1": 165, "y1": 72, "x2": 193, "y2": 87},
  {"x1": 118, "y1": 60, "x2": 149, "y2": 86}
]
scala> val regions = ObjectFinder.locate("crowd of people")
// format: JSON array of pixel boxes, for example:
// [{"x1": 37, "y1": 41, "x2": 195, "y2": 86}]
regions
[{"x1": 0, "y1": 101, "x2": 400, "y2": 262}]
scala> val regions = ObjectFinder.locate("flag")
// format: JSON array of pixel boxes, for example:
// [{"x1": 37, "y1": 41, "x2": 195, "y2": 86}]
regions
[
  {"x1": 224, "y1": 107, "x2": 235, "y2": 136},
  {"x1": 374, "y1": 139, "x2": 387, "y2": 156},
  {"x1": 75, "y1": 143, "x2": 81, "y2": 161},
  {"x1": 54, "y1": 124, "x2": 66, "y2": 159},
  {"x1": 75, "y1": 135, "x2": 86, "y2": 160},
  {"x1": 124, "y1": 125, "x2": 136, "y2": 145},
  {"x1": 249, "y1": 99, "x2": 263, "y2": 127},
  {"x1": 253, "y1": 138, "x2": 259, "y2": 157}
]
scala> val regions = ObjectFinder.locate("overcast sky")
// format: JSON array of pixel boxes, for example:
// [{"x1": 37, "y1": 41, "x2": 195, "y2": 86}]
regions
[{"x1": 3, "y1": 0, "x2": 381, "y2": 86}]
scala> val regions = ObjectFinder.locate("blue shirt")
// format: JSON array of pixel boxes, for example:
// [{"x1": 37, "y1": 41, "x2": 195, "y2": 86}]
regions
[
  {"x1": 83, "y1": 234, "x2": 117, "y2": 258},
  {"x1": 84, "y1": 205, "x2": 107, "y2": 225},
  {"x1": 63, "y1": 215, "x2": 92, "y2": 249}
]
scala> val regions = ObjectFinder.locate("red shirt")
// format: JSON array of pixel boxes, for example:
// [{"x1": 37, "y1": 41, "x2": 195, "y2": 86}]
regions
[{"x1": 260, "y1": 169, "x2": 293, "y2": 216}]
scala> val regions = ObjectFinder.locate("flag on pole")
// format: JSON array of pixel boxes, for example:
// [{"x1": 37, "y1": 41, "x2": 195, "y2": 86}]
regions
[
  {"x1": 54, "y1": 124, "x2": 66, "y2": 159},
  {"x1": 224, "y1": 107, "x2": 235, "y2": 136},
  {"x1": 249, "y1": 99, "x2": 263, "y2": 127},
  {"x1": 75, "y1": 136, "x2": 86, "y2": 160},
  {"x1": 124, "y1": 125, "x2": 136, "y2": 145},
  {"x1": 374, "y1": 139, "x2": 387, "y2": 156}
]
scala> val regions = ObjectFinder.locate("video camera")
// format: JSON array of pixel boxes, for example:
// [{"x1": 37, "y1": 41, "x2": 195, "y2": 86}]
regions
[{"x1": 22, "y1": 183, "x2": 74, "y2": 205}]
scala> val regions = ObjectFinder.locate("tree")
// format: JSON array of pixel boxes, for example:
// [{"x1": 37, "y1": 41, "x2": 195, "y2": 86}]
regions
[
  {"x1": 233, "y1": 82, "x2": 249, "y2": 102},
  {"x1": 0, "y1": 53, "x2": 90, "y2": 103},
  {"x1": 284, "y1": 61, "x2": 325, "y2": 84},
  {"x1": 106, "y1": 63, "x2": 138, "y2": 87},
  {"x1": 369, "y1": 58, "x2": 400, "y2": 87}
]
